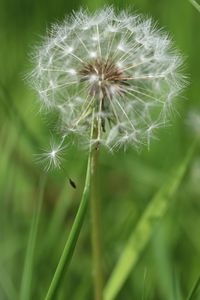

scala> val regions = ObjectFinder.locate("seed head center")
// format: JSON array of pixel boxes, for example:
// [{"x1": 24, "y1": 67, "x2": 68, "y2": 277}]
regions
[{"x1": 79, "y1": 59, "x2": 129, "y2": 98}]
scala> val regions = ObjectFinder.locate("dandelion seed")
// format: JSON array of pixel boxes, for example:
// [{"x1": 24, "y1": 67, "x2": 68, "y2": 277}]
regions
[
  {"x1": 34, "y1": 138, "x2": 67, "y2": 171},
  {"x1": 29, "y1": 7, "x2": 186, "y2": 161}
]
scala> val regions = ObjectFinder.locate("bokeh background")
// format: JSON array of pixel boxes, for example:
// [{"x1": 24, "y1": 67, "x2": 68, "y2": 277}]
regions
[{"x1": 0, "y1": 0, "x2": 200, "y2": 299}]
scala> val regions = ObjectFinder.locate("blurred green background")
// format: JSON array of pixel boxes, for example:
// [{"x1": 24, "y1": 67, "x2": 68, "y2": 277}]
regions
[{"x1": 0, "y1": 0, "x2": 200, "y2": 299}]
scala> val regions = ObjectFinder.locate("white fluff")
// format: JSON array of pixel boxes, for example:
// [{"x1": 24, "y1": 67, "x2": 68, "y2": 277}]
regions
[{"x1": 29, "y1": 7, "x2": 186, "y2": 168}]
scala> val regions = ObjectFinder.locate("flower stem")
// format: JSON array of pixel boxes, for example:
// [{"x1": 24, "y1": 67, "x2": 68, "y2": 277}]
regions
[
  {"x1": 90, "y1": 140, "x2": 104, "y2": 300},
  {"x1": 44, "y1": 116, "x2": 95, "y2": 300}
]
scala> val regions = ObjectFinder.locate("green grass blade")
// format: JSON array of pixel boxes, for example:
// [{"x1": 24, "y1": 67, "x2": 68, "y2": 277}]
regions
[
  {"x1": 189, "y1": 0, "x2": 200, "y2": 12},
  {"x1": 20, "y1": 176, "x2": 45, "y2": 300},
  {"x1": 104, "y1": 142, "x2": 196, "y2": 300},
  {"x1": 186, "y1": 277, "x2": 200, "y2": 300}
]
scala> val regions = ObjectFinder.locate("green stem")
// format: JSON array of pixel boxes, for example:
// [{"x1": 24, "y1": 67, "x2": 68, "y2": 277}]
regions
[
  {"x1": 90, "y1": 142, "x2": 104, "y2": 300},
  {"x1": 44, "y1": 122, "x2": 95, "y2": 300}
]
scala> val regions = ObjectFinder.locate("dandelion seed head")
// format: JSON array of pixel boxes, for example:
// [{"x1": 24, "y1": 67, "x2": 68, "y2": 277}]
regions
[{"x1": 29, "y1": 7, "x2": 186, "y2": 153}]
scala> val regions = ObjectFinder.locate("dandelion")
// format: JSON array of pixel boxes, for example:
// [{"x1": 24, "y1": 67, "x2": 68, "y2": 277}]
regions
[
  {"x1": 29, "y1": 8, "x2": 187, "y2": 300},
  {"x1": 29, "y1": 7, "x2": 185, "y2": 161}
]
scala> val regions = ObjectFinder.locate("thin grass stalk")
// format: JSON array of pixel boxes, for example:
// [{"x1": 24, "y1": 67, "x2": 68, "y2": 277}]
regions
[{"x1": 20, "y1": 176, "x2": 45, "y2": 300}]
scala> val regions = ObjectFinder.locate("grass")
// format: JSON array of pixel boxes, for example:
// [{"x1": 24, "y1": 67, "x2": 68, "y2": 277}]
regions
[
  {"x1": 0, "y1": 0, "x2": 200, "y2": 299},
  {"x1": 186, "y1": 276, "x2": 200, "y2": 300},
  {"x1": 189, "y1": 0, "x2": 200, "y2": 13},
  {"x1": 20, "y1": 177, "x2": 45, "y2": 300},
  {"x1": 104, "y1": 142, "x2": 196, "y2": 300}
]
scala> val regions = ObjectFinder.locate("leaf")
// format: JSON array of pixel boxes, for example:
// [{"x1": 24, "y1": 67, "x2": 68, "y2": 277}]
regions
[{"x1": 104, "y1": 142, "x2": 196, "y2": 300}]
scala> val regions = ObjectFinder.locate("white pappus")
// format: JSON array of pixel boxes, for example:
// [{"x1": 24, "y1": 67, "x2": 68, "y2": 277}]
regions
[{"x1": 29, "y1": 7, "x2": 186, "y2": 169}]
